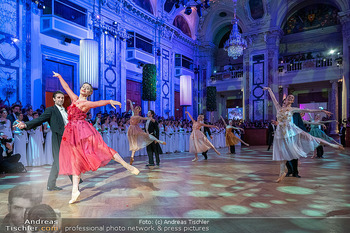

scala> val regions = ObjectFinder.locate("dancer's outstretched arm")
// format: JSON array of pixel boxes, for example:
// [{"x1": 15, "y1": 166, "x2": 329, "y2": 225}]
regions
[
  {"x1": 132, "y1": 115, "x2": 153, "y2": 121},
  {"x1": 127, "y1": 99, "x2": 134, "y2": 115},
  {"x1": 185, "y1": 111, "x2": 195, "y2": 123},
  {"x1": 232, "y1": 126, "x2": 245, "y2": 132},
  {"x1": 199, "y1": 122, "x2": 219, "y2": 130},
  {"x1": 220, "y1": 116, "x2": 228, "y2": 127},
  {"x1": 263, "y1": 87, "x2": 280, "y2": 111},
  {"x1": 318, "y1": 120, "x2": 337, "y2": 124},
  {"x1": 53, "y1": 72, "x2": 78, "y2": 101},
  {"x1": 292, "y1": 108, "x2": 332, "y2": 117},
  {"x1": 303, "y1": 121, "x2": 326, "y2": 128},
  {"x1": 83, "y1": 100, "x2": 121, "y2": 112}
]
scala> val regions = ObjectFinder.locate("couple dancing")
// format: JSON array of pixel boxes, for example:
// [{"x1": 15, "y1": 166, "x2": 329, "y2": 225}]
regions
[
  {"x1": 15, "y1": 72, "x2": 159, "y2": 204},
  {"x1": 264, "y1": 87, "x2": 344, "y2": 182}
]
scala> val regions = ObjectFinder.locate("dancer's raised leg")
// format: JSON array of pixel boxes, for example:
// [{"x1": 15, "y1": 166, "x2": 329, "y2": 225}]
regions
[
  {"x1": 69, "y1": 175, "x2": 81, "y2": 204},
  {"x1": 318, "y1": 137, "x2": 344, "y2": 150},
  {"x1": 113, "y1": 153, "x2": 139, "y2": 175},
  {"x1": 149, "y1": 134, "x2": 166, "y2": 145},
  {"x1": 212, "y1": 146, "x2": 221, "y2": 155},
  {"x1": 238, "y1": 138, "x2": 249, "y2": 146}
]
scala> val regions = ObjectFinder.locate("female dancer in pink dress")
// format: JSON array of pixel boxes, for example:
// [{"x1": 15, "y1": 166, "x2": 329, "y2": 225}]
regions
[
  {"x1": 185, "y1": 111, "x2": 221, "y2": 162},
  {"x1": 127, "y1": 99, "x2": 166, "y2": 165},
  {"x1": 53, "y1": 72, "x2": 139, "y2": 204}
]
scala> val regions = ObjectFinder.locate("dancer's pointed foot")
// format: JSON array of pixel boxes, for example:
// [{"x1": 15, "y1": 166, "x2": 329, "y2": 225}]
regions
[
  {"x1": 338, "y1": 145, "x2": 345, "y2": 150},
  {"x1": 130, "y1": 157, "x2": 134, "y2": 165},
  {"x1": 311, "y1": 156, "x2": 315, "y2": 159},
  {"x1": 69, "y1": 191, "x2": 80, "y2": 204},
  {"x1": 275, "y1": 172, "x2": 286, "y2": 183},
  {"x1": 192, "y1": 157, "x2": 198, "y2": 162},
  {"x1": 245, "y1": 143, "x2": 250, "y2": 146},
  {"x1": 159, "y1": 140, "x2": 166, "y2": 145},
  {"x1": 214, "y1": 149, "x2": 221, "y2": 155},
  {"x1": 129, "y1": 166, "x2": 140, "y2": 175}
]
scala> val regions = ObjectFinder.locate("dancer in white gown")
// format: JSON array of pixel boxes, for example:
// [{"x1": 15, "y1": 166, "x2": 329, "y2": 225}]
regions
[
  {"x1": 26, "y1": 112, "x2": 44, "y2": 166},
  {"x1": 0, "y1": 109, "x2": 13, "y2": 138},
  {"x1": 102, "y1": 116, "x2": 112, "y2": 147},
  {"x1": 127, "y1": 99, "x2": 166, "y2": 165},
  {"x1": 13, "y1": 113, "x2": 28, "y2": 166},
  {"x1": 43, "y1": 122, "x2": 54, "y2": 165},
  {"x1": 110, "y1": 116, "x2": 119, "y2": 151},
  {"x1": 185, "y1": 111, "x2": 221, "y2": 162},
  {"x1": 264, "y1": 87, "x2": 344, "y2": 182}
]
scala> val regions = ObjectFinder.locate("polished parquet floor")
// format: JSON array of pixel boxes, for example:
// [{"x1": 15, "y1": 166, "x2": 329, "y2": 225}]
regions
[{"x1": 1, "y1": 146, "x2": 350, "y2": 232}]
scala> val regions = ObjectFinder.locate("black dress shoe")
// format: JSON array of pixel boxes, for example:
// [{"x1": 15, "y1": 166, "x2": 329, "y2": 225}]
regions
[
  {"x1": 146, "y1": 164, "x2": 155, "y2": 167},
  {"x1": 285, "y1": 172, "x2": 291, "y2": 177},
  {"x1": 293, "y1": 174, "x2": 301, "y2": 178},
  {"x1": 47, "y1": 186, "x2": 63, "y2": 191}
]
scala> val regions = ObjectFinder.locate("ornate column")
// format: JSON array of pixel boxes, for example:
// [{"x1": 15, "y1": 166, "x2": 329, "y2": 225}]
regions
[
  {"x1": 339, "y1": 10, "x2": 350, "y2": 119},
  {"x1": 198, "y1": 41, "x2": 217, "y2": 119},
  {"x1": 330, "y1": 80, "x2": 339, "y2": 134},
  {"x1": 242, "y1": 52, "x2": 250, "y2": 121},
  {"x1": 120, "y1": 39, "x2": 127, "y2": 112},
  {"x1": 244, "y1": 28, "x2": 282, "y2": 121},
  {"x1": 266, "y1": 29, "x2": 283, "y2": 120}
]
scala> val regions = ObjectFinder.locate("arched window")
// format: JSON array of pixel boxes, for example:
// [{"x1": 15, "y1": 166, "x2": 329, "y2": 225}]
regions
[
  {"x1": 132, "y1": 0, "x2": 153, "y2": 14},
  {"x1": 249, "y1": 0, "x2": 264, "y2": 20},
  {"x1": 164, "y1": 0, "x2": 176, "y2": 13},
  {"x1": 283, "y1": 4, "x2": 339, "y2": 35},
  {"x1": 173, "y1": 15, "x2": 192, "y2": 38}
]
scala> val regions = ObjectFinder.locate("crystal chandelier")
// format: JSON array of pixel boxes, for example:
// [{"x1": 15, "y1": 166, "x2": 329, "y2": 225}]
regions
[{"x1": 224, "y1": 0, "x2": 247, "y2": 59}]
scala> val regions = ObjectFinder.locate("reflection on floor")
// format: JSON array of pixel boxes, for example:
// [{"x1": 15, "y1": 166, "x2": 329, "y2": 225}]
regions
[{"x1": 1, "y1": 146, "x2": 349, "y2": 222}]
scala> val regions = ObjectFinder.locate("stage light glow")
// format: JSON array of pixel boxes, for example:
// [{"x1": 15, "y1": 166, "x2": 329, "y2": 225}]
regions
[
  {"x1": 329, "y1": 49, "x2": 335, "y2": 54},
  {"x1": 187, "y1": 180, "x2": 205, "y2": 185},
  {"x1": 270, "y1": 200, "x2": 287, "y2": 204},
  {"x1": 277, "y1": 186, "x2": 316, "y2": 195},
  {"x1": 180, "y1": 75, "x2": 192, "y2": 106},
  {"x1": 301, "y1": 209, "x2": 325, "y2": 217},
  {"x1": 250, "y1": 202, "x2": 271, "y2": 208},
  {"x1": 218, "y1": 192, "x2": 237, "y2": 197},
  {"x1": 187, "y1": 191, "x2": 212, "y2": 197},
  {"x1": 80, "y1": 39, "x2": 99, "y2": 89},
  {"x1": 221, "y1": 205, "x2": 252, "y2": 214},
  {"x1": 211, "y1": 184, "x2": 227, "y2": 188},
  {"x1": 184, "y1": 210, "x2": 223, "y2": 218}
]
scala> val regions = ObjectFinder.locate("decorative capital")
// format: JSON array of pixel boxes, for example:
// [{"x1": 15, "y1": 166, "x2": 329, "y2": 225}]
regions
[{"x1": 339, "y1": 11, "x2": 350, "y2": 43}]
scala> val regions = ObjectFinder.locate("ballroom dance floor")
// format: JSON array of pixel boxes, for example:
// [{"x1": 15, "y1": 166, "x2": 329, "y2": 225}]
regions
[{"x1": 1, "y1": 146, "x2": 350, "y2": 232}]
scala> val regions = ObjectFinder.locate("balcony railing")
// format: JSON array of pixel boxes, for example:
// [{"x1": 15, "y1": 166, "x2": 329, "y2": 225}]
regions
[
  {"x1": 278, "y1": 56, "x2": 342, "y2": 75},
  {"x1": 210, "y1": 70, "x2": 243, "y2": 82}
]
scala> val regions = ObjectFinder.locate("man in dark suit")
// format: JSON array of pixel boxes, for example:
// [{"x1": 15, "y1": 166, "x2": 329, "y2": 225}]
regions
[
  {"x1": 267, "y1": 121, "x2": 275, "y2": 151},
  {"x1": 200, "y1": 115, "x2": 213, "y2": 160},
  {"x1": 285, "y1": 112, "x2": 307, "y2": 178},
  {"x1": 7, "y1": 104, "x2": 21, "y2": 125},
  {"x1": 145, "y1": 110, "x2": 163, "y2": 167},
  {"x1": 339, "y1": 122, "x2": 346, "y2": 147},
  {"x1": 15, "y1": 91, "x2": 79, "y2": 191}
]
